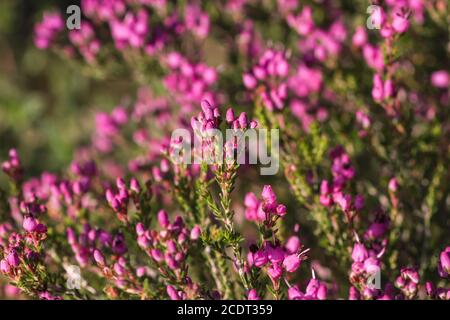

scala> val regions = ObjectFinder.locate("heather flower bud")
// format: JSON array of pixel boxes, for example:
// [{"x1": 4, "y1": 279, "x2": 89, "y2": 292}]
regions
[
  {"x1": 166, "y1": 285, "x2": 181, "y2": 300},
  {"x1": 261, "y1": 185, "x2": 277, "y2": 204},
  {"x1": 247, "y1": 289, "x2": 260, "y2": 300},
  {"x1": 439, "y1": 248, "x2": 450, "y2": 276},
  {"x1": 7, "y1": 251, "x2": 20, "y2": 267},
  {"x1": 388, "y1": 177, "x2": 398, "y2": 192},
  {"x1": 113, "y1": 262, "x2": 126, "y2": 276},
  {"x1": 136, "y1": 223, "x2": 146, "y2": 236},
  {"x1": 137, "y1": 235, "x2": 149, "y2": 248},
  {"x1": 351, "y1": 243, "x2": 368, "y2": 263},
  {"x1": 243, "y1": 73, "x2": 257, "y2": 89},
  {"x1": 349, "y1": 286, "x2": 360, "y2": 300},
  {"x1": 425, "y1": 281, "x2": 435, "y2": 297},
  {"x1": 150, "y1": 249, "x2": 164, "y2": 262},
  {"x1": 167, "y1": 240, "x2": 177, "y2": 254},
  {"x1": 238, "y1": 112, "x2": 248, "y2": 128},
  {"x1": 225, "y1": 108, "x2": 235, "y2": 123},
  {"x1": 157, "y1": 210, "x2": 170, "y2": 228},
  {"x1": 130, "y1": 178, "x2": 141, "y2": 193},
  {"x1": 23, "y1": 216, "x2": 38, "y2": 232},
  {"x1": 372, "y1": 74, "x2": 384, "y2": 102},
  {"x1": 276, "y1": 204, "x2": 287, "y2": 216},
  {"x1": 431, "y1": 70, "x2": 449, "y2": 88},
  {"x1": 352, "y1": 27, "x2": 367, "y2": 47},
  {"x1": 190, "y1": 225, "x2": 201, "y2": 240},
  {"x1": 116, "y1": 177, "x2": 126, "y2": 190},
  {"x1": 0, "y1": 259, "x2": 11, "y2": 274},
  {"x1": 166, "y1": 255, "x2": 179, "y2": 270},
  {"x1": 285, "y1": 236, "x2": 300, "y2": 254},
  {"x1": 93, "y1": 249, "x2": 106, "y2": 266}
]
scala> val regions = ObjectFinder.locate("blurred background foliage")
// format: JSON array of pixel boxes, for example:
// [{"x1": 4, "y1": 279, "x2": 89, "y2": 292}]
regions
[{"x1": 0, "y1": 0, "x2": 135, "y2": 182}]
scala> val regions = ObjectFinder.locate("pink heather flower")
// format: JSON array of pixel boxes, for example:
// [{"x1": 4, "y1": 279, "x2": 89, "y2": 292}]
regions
[
  {"x1": 372, "y1": 74, "x2": 384, "y2": 102},
  {"x1": 136, "y1": 223, "x2": 146, "y2": 236},
  {"x1": 93, "y1": 249, "x2": 106, "y2": 266},
  {"x1": 130, "y1": 178, "x2": 141, "y2": 193},
  {"x1": 389, "y1": 177, "x2": 399, "y2": 192},
  {"x1": 34, "y1": 12, "x2": 64, "y2": 49},
  {"x1": 431, "y1": 70, "x2": 449, "y2": 88},
  {"x1": 0, "y1": 259, "x2": 11, "y2": 274},
  {"x1": 349, "y1": 286, "x2": 360, "y2": 300},
  {"x1": 267, "y1": 245, "x2": 285, "y2": 263},
  {"x1": 35, "y1": 223, "x2": 47, "y2": 234},
  {"x1": 253, "y1": 249, "x2": 268, "y2": 267},
  {"x1": 113, "y1": 262, "x2": 126, "y2": 276},
  {"x1": 38, "y1": 291, "x2": 62, "y2": 300},
  {"x1": 184, "y1": 4, "x2": 210, "y2": 39},
  {"x1": 225, "y1": 108, "x2": 235, "y2": 123},
  {"x1": 247, "y1": 289, "x2": 260, "y2": 300},
  {"x1": 4, "y1": 284, "x2": 20, "y2": 298},
  {"x1": 288, "y1": 286, "x2": 303, "y2": 300},
  {"x1": 157, "y1": 209, "x2": 170, "y2": 228},
  {"x1": 363, "y1": 257, "x2": 380, "y2": 274},
  {"x1": 276, "y1": 204, "x2": 287, "y2": 216},
  {"x1": 166, "y1": 285, "x2": 181, "y2": 300},
  {"x1": 7, "y1": 251, "x2": 20, "y2": 267},
  {"x1": 167, "y1": 240, "x2": 177, "y2": 253},
  {"x1": 243, "y1": 73, "x2": 257, "y2": 89},
  {"x1": 283, "y1": 254, "x2": 301, "y2": 273},
  {"x1": 244, "y1": 192, "x2": 259, "y2": 208},
  {"x1": 136, "y1": 266, "x2": 147, "y2": 278},
  {"x1": 267, "y1": 263, "x2": 283, "y2": 279},
  {"x1": 425, "y1": 281, "x2": 435, "y2": 297},
  {"x1": 351, "y1": 244, "x2": 368, "y2": 263},
  {"x1": 438, "y1": 247, "x2": 450, "y2": 277},
  {"x1": 190, "y1": 225, "x2": 201, "y2": 240},
  {"x1": 363, "y1": 45, "x2": 384, "y2": 71},
  {"x1": 383, "y1": 79, "x2": 395, "y2": 99},
  {"x1": 112, "y1": 233, "x2": 127, "y2": 255},
  {"x1": 354, "y1": 195, "x2": 365, "y2": 211},
  {"x1": 286, "y1": 6, "x2": 314, "y2": 36},
  {"x1": 333, "y1": 192, "x2": 352, "y2": 212},
  {"x1": 285, "y1": 236, "x2": 301, "y2": 254},
  {"x1": 150, "y1": 249, "x2": 164, "y2": 262},
  {"x1": 278, "y1": 0, "x2": 298, "y2": 14},
  {"x1": 352, "y1": 27, "x2": 367, "y2": 48},
  {"x1": 305, "y1": 279, "x2": 327, "y2": 300},
  {"x1": 137, "y1": 235, "x2": 150, "y2": 248},
  {"x1": 402, "y1": 268, "x2": 420, "y2": 284},
  {"x1": 23, "y1": 216, "x2": 38, "y2": 232},
  {"x1": 261, "y1": 185, "x2": 277, "y2": 205},
  {"x1": 392, "y1": 12, "x2": 409, "y2": 33}
]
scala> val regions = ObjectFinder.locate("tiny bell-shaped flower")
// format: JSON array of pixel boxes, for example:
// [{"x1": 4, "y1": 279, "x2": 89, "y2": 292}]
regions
[{"x1": 93, "y1": 249, "x2": 106, "y2": 266}]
